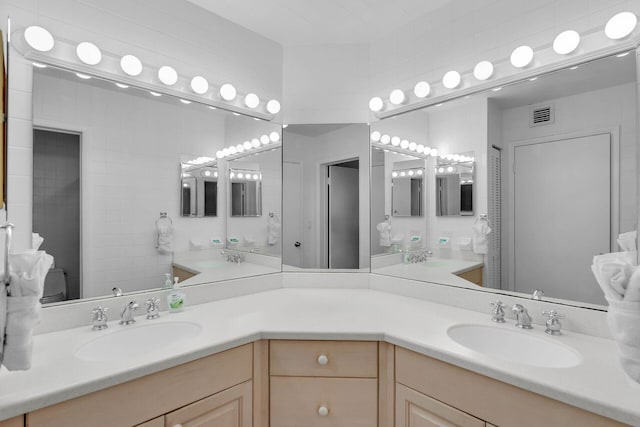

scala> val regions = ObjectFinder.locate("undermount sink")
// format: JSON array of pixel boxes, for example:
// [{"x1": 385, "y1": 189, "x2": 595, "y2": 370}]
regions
[
  {"x1": 75, "y1": 321, "x2": 202, "y2": 362},
  {"x1": 447, "y1": 324, "x2": 582, "y2": 368}
]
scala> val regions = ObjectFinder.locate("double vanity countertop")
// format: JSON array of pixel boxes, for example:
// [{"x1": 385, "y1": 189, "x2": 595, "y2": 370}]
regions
[
  {"x1": 372, "y1": 256, "x2": 484, "y2": 288},
  {"x1": 1, "y1": 286, "x2": 639, "y2": 425}
]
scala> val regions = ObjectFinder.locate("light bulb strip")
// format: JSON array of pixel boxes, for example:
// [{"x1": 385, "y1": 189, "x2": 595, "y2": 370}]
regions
[
  {"x1": 371, "y1": 131, "x2": 439, "y2": 159},
  {"x1": 391, "y1": 168, "x2": 425, "y2": 178},
  {"x1": 369, "y1": 11, "x2": 639, "y2": 117},
  {"x1": 229, "y1": 169, "x2": 262, "y2": 181},
  {"x1": 15, "y1": 26, "x2": 281, "y2": 120},
  {"x1": 217, "y1": 132, "x2": 282, "y2": 161}
]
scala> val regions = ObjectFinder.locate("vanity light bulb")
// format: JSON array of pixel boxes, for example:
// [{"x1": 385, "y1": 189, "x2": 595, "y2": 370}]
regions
[
  {"x1": 253, "y1": 174, "x2": 259, "y2": 180},
  {"x1": 391, "y1": 136, "x2": 401, "y2": 146},
  {"x1": 605, "y1": 11, "x2": 638, "y2": 40},
  {"x1": 230, "y1": 172, "x2": 235, "y2": 179},
  {"x1": 453, "y1": 154, "x2": 461, "y2": 161},
  {"x1": 241, "y1": 141, "x2": 251, "y2": 150},
  {"x1": 417, "y1": 169, "x2": 423, "y2": 176},
  {"x1": 260, "y1": 135, "x2": 270, "y2": 145},
  {"x1": 408, "y1": 170, "x2": 415, "y2": 176},
  {"x1": 510, "y1": 45, "x2": 534, "y2": 68},
  {"x1": 553, "y1": 30, "x2": 580, "y2": 55},
  {"x1": 245, "y1": 93, "x2": 260, "y2": 109},
  {"x1": 380, "y1": 134, "x2": 391, "y2": 145},
  {"x1": 236, "y1": 144, "x2": 245, "y2": 153},
  {"x1": 190, "y1": 76, "x2": 209, "y2": 94},
  {"x1": 120, "y1": 54, "x2": 143, "y2": 76},
  {"x1": 269, "y1": 131, "x2": 281, "y2": 142},
  {"x1": 219, "y1": 84, "x2": 237, "y2": 101},
  {"x1": 214, "y1": 171, "x2": 218, "y2": 177},
  {"x1": 216, "y1": 150, "x2": 224, "y2": 159},
  {"x1": 204, "y1": 170, "x2": 211, "y2": 177},
  {"x1": 392, "y1": 171, "x2": 398, "y2": 178},
  {"x1": 229, "y1": 146, "x2": 238, "y2": 155},
  {"x1": 24, "y1": 26, "x2": 55, "y2": 52},
  {"x1": 442, "y1": 71, "x2": 461, "y2": 89},
  {"x1": 438, "y1": 167, "x2": 445, "y2": 173},
  {"x1": 400, "y1": 171, "x2": 406, "y2": 177},
  {"x1": 251, "y1": 139, "x2": 261, "y2": 148},
  {"x1": 389, "y1": 89, "x2": 406, "y2": 105},
  {"x1": 266, "y1": 99, "x2": 281, "y2": 114},
  {"x1": 447, "y1": 166, "x2": 454, "y2": 173},
  {"x1": 416, "y1": 144, "x2": 425, "y2": 154},
  {"x1": 473, "y1": 61, "x2": 494, "y2": 81},
  {"x1": 414, "y1": 81, "x2": 431, "y2": 98},
  {"x1": 408, "y1": 142, "x2": 417, "y2": 151},
  {"x1": 158, "y1": 65, "x2": 178, "y2": 86},
  {"x1": 76, "y1": 42, "x2": 102, "y2": 65},
  {"x1": 430, "y1": 149, "x2": 438, "y2": 157},
  {"x1": 369, "y1": 96, "x2": 384, "y2": 112},
  {"x1": 400, "y1": 139, "x2": 410, "y2": 149},
  {"x1": 237, "y1": 173, "x2": 244, "y2": 179},
  {"x1": 223, "y1": 148, "x2": 231, "y2": 156},
  {"x1": 370, "y1": 131, "x2": 382, "y2": 142}
]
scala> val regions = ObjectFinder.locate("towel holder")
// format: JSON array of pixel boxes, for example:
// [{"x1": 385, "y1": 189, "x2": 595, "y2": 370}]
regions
[{"x1": 0, "y1": 223, "x2": 15, "y2": 290}]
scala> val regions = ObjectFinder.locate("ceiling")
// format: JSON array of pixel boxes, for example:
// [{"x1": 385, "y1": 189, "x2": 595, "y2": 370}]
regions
[{"x1": 186, "y1": 0, "x2": 453, "y2": 45}]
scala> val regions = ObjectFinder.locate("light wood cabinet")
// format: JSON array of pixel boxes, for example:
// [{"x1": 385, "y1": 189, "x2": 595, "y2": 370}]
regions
[
  {"x1": 172, "y1": 266, "x2": 196, "y2": 283},
  {"x1": 135, "y1": 417, "x2": 163, "y2": 427},
  {"x1": 0, "y1": 416, "x2": 23, "y2": 427},
  {"x1": 455, "y1": 266, "x2": 483, "y2": 286},
  {"x1": 164, "y1": 380, "x2": 252, "y2": 427}
]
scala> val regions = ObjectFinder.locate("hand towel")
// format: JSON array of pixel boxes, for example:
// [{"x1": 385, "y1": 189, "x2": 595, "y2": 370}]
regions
[
  {"x1": 268, "y1": 215, "x2": 281, "y2": 246},
  {"x1": 607, "y1": 297, "x2": 640, "y2": 383},
  {"x1": 32, "y1": 233, "x2": 44, "y2": 251},
  {"x1": 618, "y1": 230, "x2": 637, "y2": 252},
  {"x1": 591, "y1": 252, "x2": 635, "y2": 302},
  {"x1": 376, "y1": 221, "x2": 391, "y2": 247},
  {"x1": 472, "y1": 221, "x2": 491, "y2": 254},
  {"x1": 156, "y1": 224, "x2": 173, "y2": 254}
]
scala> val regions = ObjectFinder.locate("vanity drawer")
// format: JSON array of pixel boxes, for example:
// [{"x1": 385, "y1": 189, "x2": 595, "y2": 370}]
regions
[
  {"x1": 270, "y1": 340, "x2": 377, "y2": 378},
  {"x1": 270, "y1": 376, "x2": 377, "y2": 427}
]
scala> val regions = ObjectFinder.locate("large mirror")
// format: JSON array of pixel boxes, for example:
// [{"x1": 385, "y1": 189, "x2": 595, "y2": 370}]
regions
[
  {"x1": 371, "y1": 51, "x2": 637, "y2": 309},
  {"x1": 28, "y1": 65, "x2": 281, "y2": 304},
  {"x1": 282, "y1": 124, "x2": 370, "y2": 271}
]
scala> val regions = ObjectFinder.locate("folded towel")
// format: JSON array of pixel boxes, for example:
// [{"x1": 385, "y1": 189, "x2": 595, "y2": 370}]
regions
[
  {"x1": 472, "y1": 221, "x2": 491, "y2": 254},
  {"x1": 156, "y1": 224, "x2": 173, "y2": 254},
  {"x1": 376, "y1": 221, "x2": 391, "y2": 247},
  {"x1": 591, "y1": 252, "x2": 636, "y2": 302},
  {"x1": 625, "y1": 267, "x2": 640, "y2": 302},
  {"x1": 607, "y1": 298, "x2": 640, "y2": 383},
  {"x1": 268, "y1": 215, "x2": 281, "y2": 246},
  {"x1": 618, "y1": 230, "x2": 637, "y2": 252}
]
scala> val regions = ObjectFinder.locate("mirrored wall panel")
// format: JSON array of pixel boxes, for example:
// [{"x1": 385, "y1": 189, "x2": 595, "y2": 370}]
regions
[
  {"x1": 371, "y1": 52, "x2": 637, "y2": 309},
  {"x1": 282, "y1": 124, "x2": 370, "y2": 271},
  {"x1": 30, "y1": 66, "x2": 281, "y2": 303}
]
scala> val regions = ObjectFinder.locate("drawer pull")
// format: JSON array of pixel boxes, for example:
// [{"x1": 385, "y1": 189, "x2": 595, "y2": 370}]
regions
[
  {"x1": 317, "y1": 354, "x2": 329, "y2": 365},
  {"x1": 318, "y1": 405, "x2": 330, "y2": 417}
]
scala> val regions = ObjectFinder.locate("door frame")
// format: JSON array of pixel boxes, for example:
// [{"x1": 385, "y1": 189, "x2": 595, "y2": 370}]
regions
[{"x1": 505, "y1": 127, "x2": 620, "y2": 293}]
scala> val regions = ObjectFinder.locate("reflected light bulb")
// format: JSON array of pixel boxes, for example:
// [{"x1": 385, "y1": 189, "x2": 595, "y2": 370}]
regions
[
  {"x1": 391, "y1": 136, "x2": 401, "y2": 146},
  {"x1": 270, "y1": 131, "x2": 281, "y2": 142},
  {"x1": 243, "y1": 141, "x2": 252, "y2": 150},
  {"x1": 400, "y1": 139, "x2": 409, "y2": 149},
  {"x1": 260, "y1": 135, "x2": 270, "y2": 145},
  {"x1": 380, "y1": 134, "x2": 391, "y2": 144},
  {"x1": 370, "y1": 131, "x2": 381, "y2": 142}
]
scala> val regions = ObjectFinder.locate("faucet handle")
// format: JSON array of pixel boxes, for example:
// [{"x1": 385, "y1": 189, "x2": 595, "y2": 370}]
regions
[
  {"x1": 145, "y1": 297, "x2": 161, "y2": 320},
  {"x1": 532, "y1": 289, "x2": 544, "y2": 300},
  {"x1": 490, "y1": 300, "x2": 506, "y2": 323},
  {"x1": 91, "y1": 306, "x2": 109, "y2": 331},
  {"x1": 542, "y1": 310, "x2": 564, "y2": 335}
]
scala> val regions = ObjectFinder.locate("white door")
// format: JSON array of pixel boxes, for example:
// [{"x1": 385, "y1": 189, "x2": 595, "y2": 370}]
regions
[
  {"x1": 283, "y1": 161, "x2": 303, "y2": 268},
  {"x1": 513, "y1": 133, "x2": 611, "y2": 305},
  {"x1": 329, "y1": 165, "x2": 359, "y2": 269}
]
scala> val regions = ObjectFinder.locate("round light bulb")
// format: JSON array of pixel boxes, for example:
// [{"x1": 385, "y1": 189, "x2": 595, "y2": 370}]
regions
[
  {"x1": 253, "y1": 174, "x2": 259, "y2": 180},
  {"x1": 473, "y1": 61, "x2": 494, "y2": 81},
  {"x1": 400, "y1": 139, "x2": 409, "y2": 149},
  {"x1": 236, "y1": 144, "x2": 245, "y2": 153},
  {"x1": 219, "y1": 83, "x2": 237, "y2": 101},
  {"x1": 214, "y1": 171, "x2": 218, "y2": 177},
  {"x1": 438, "y1": 167, "x2": 445, "y2": 173},
  {"x1": 416, "y1": 144, "x2": 424, "y2": 154},
  {"x1": 24, "y1": 26, "x2": 54, "y2": 52},
  {"x1": 391, "y1": 136, "x2": 401, "y2": 146},
  {"x1": 442, "y1": 71, "x2": 461, "y2": 89},
  {"x1": 389, "y1": 89, "x2": 406, "y2": 105},
  {"x1": 120, "y1": 54, "x2": 143, "y2": 76},
  {"x1": 370, "y1": 131, "x2": 381, "y2": 142},
  {"x1": 252, "y1": 138, "x2": 260, "y2": 148},
  {"x1": 414, "y1": 81, "x2": 431, "y2": 98},
  {"x1": 408, "y1": 142, "x2": 417, "y2": 151},
  {"x1": 260, "y1": 135, "x2": 270, "y2": 145},
  {"x1": 158, "y1": 66, "x2": 178, "y2": 85},
  {"x1": 266, "y1": 99, "x2": 281, "y2": 114},
  {"x1": 270, "y1": 131, "x2": 281, "y2": 142},
  {"x1": 430, "y1": 149, "x2": 438, "y2": 157},
  {"x1": 380, "y1": 134, "x2": 391, "y2": 144},
  {"x1": 190, "y1": 76, "x2": 209, "y2": 94},
  {"x1": 216, "y1": 150, "x2": 224, "y2": 159},
  {"x1": 243, "y1": 141, "x2": 252, "y2": 150},
  {"x1": 223, "y1": 148, "x2": 231, "y2": 156},
  {"x1": 447, "y1": 166, "x2": 454, "y2": 173},
  {"x1": 369, "y1": 96, "x2": 384, "y2": 112},
  {"x1": 229, "y1": 146, "x2": 237, "y2": 155},
  {"x1": 230, "y1": 172, "x2": 235, "y2": 179},
  {"x1": 76, "y1": 42, "x2": 102, "y2": 65},
  {"x1": 553, "y1": 30, "x2": 580, "y2": 55},
  {"x1": 237, "y1": 173, "x2": 244, "y2": 179},
  {"x1": 408, "y1": 170, "x2": 414, "y2": 176},
  {"x1": 400, "y1": 171, "x2": 406, "y2": 177},
  {"x1": 605, "y1": 12, "x2": 637, "y2": 40},
  {"x1": 392, "y1": 172, "x2": 398, "y2": 178},
  {"x1": 510, "y1": 45, "x2": 534, "y2": 68},
  {"x1": 417, "y1": 169, "x2": 423, "y2": 175},
  {"x1": 245, "y1": 93, "x2": 260, "y2": 109}
]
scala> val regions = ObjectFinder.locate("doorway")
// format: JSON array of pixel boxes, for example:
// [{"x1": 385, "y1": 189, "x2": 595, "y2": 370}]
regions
[
  {"x1": 32, "y1": 128, "x2": 81, "y2": 301},
  {"x1": 325, "y1": 160, "x2": 359, "y2": 269}
]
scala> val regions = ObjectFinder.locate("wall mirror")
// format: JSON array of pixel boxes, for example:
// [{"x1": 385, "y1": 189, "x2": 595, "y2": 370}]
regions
[
  {"x1": 371, "y1": 50, "x2": 637, "y2": 310},
  {"x1": 392, "y1": 162, "x2": 424, "y2": 217},
  {"x1": 180, "y1": 157, "x2": 218, "y2": 218},
  {"x1": 435, "y1": 152, "x2": 475, "y2": 217},
  {"x1": 229, "y1": 167, "x2": 262, "y2": 217},
  {"x1": 282, "y1": 124, "x2": 370, "y2": 271},
  {"x1": 25, "y1": 65, "x2": 281, "y2": 304}
]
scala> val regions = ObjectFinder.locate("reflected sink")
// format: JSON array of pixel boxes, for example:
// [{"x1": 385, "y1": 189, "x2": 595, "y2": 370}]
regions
[
  {"x1": 447, "y1": 324, "x2": 582, "y2": 368},
  {"x1": 75, "y1": 321, "x2": 202, "y2": 362}
]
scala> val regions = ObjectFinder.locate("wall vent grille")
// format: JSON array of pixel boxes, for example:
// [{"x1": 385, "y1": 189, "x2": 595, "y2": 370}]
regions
[{"x1": 530, "y1": 104, "x2": 554, "y2": 127}]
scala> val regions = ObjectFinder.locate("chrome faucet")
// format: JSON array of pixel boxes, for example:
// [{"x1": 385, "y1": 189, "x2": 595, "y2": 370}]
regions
[
  {"x1": 112, "y1": 287, "x2": 123, "y2": 297},
  {"x1": 91, "y1": 306, "x2": 109, "y2": 330},
  {"x1": 490, "y1": 300, "x2": 506, "y2": 323},
  {"x1": 221, "y1": 250, "x2": 244, "y2": 263},
  {"x1": 532, "y1": 289, "x2": 544, "y2": 300},
  {"x1": 408, "y1": 250, "x2": 430, "y2": 263},
  {"x1": 145, "y1": 298, "x2": 161, "y2": 320},
  {"x1": 542, "y1": 310, "x2": 565, "y2": 335},
  {"x1": 511, "y1": 304, "x2": 533, "y2": 329},
  {"x1": 120, "y1": 301, "x2": 139, "y2": 325}
]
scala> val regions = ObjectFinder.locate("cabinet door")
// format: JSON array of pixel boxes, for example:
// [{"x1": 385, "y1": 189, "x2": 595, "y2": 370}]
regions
[
  {"x1": 0, "y1": 416, "x2": 23, "y2": 427},
  {"x1": 136, "y1": 417, "x2": 163, "y2": 427},
  {"x1": 164, "y1": 380, "x2": 252, "y2": 427},
  {"x1": 396, "y1": 383, "x2": 485, "y2": 427}
]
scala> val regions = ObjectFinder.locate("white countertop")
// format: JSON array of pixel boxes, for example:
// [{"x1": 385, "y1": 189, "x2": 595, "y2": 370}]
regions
[
  {"x1": 373, "y1": 256, "x2": 484, "y2": 288},
  {"x1": 1, "y1": 287, "x2": 639, "y2": 425}
]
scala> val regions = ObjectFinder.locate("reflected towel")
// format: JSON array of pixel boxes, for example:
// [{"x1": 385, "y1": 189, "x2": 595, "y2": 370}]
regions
[
  {"x1": 472, "y1": 221, "x2": 491, "y2": 254},
  {"x1": 618, "y1": 230, "x2": 637, "y2": 253},
  {"x1": 156, "y1": 224, "x2": 173, "y2": 254},
  {"x1": 268, "y1": 215, "x2": 281, "y2": 246},
  {"x1": 376, "y1": 221, "x2": 391, "y2": 247}
]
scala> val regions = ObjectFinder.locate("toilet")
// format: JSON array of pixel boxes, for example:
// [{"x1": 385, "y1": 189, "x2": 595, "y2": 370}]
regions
[{"x1": 41, "y1": 267, "x2": 67, "y2": 304}]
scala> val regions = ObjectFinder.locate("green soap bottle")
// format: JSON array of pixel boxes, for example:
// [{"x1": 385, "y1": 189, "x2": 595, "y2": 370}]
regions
[{"x1": 167, "y1": 277, "x2": 185, "y2": 312}]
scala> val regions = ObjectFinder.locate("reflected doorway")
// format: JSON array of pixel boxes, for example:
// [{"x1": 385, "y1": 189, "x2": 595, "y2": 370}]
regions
[{"x1": 325, "y1": 160, "x2": 359, "y2": 269}]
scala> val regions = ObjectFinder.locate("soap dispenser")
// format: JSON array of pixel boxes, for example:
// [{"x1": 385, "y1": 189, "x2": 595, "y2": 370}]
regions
[
  {"x1": 167, "y1": 277, "x2": 185, "y2": 313},
  {"x1": 163, "y1": 273, "x2": 173, "y2": 289}
]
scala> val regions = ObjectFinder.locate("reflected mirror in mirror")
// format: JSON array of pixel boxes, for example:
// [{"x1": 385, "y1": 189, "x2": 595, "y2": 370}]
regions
[
  {"x1": 392, "y1": 164, "x2": 424, "y2": 217},
  {"x1": 282, "y1": 124, "x2": 370, "y2": 271},
  {"x1": 229, "y1": 168, "x2": 262, "y2": 217},
  {"x1": 28, "y1": 65, "x2": 281, "y2": 304},
  {"x1": 436, "y1": 153, "x2": 475, "y2": 216},
  {"x1": 371, "y1": 51, "x2": 637, "y2": 309},
  {"x1": 180, "y1": 157, "x2": 218, "y2": 217}
]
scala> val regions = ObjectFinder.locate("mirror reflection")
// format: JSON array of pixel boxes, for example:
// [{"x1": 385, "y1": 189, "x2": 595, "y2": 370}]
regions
[
  {"x1": 392, "y1": 163, "x2": 424, "y2": 217},
  {"x1": 31, "y1": 66, "x2": 281, "y2": 304},
  {"x1": 229, "y1": 168, "x2": 262, "y2": 217},
  {"x1": 282, "y1": 124, "x2": 370, "y2": 270},
  {"x1": 371, "y1": 52, "x2": 637, "y2": 308}
]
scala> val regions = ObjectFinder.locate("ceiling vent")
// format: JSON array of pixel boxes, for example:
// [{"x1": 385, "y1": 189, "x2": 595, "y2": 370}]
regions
[{"x1": 530, "y1": 104, "x2": 554, "y2": 127}]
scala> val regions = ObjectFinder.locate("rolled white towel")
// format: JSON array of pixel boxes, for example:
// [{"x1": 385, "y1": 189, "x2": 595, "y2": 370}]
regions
[
  {"x1": 607, "y1": 299, "x2": 640, "y2": 383},
  {"x1": 156, "y1": 224, "x2": 173, "y2": 254},
  {"x1": 591, "y1": 252, "x2": 635, "y2": 302},
  {"x1": 2, "y1": 295, "x2": 42, "y2": 370},
  {"x1": 624, "y1": 266, "x2": 640, "y2": 302}
]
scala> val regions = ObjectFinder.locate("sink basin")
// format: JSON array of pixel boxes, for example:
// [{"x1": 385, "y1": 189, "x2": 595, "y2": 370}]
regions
[
  {"x1": 75, "y1": 321, "x2": 202, "y2": 362},
  {"x1": 447, "y1": 324, "x2": 582, "y2": 368}
]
